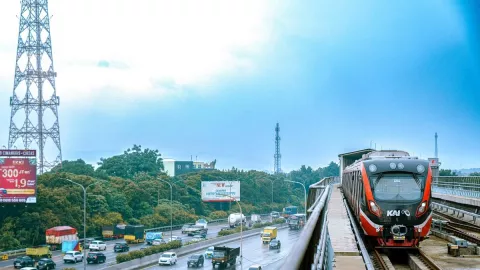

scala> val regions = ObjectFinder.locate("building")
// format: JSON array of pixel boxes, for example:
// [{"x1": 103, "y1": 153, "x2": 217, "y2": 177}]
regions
[{"x1": 163, "y1": 158, "x2": 216, "y2": 177}]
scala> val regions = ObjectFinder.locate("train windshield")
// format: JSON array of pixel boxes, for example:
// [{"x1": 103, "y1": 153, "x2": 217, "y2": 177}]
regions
[{"x1": 371, "y1": 173, "x2": 422, "y2": 201}]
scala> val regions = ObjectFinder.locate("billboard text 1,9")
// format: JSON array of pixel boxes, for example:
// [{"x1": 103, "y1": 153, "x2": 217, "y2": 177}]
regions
[
  {"x1": 0, "y1": 158, "x2": 37, "y2": 203},
  {"x1": 201, "y1": 181, "x2": 240, "y2": 202}
]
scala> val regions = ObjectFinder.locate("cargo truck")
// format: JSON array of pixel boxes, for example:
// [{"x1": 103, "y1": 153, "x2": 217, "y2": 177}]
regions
[
  {"x1": 124, "y1": 225, "x2": 145, "y2": 244},
  {"x1": 212, "y1": 246, "x2": 240, "y2": 269},
  {"x1": 228, "y1": 213, "x2": 246, "y2": 228},
  {"x1": 25, "y1": 246, "x2": 52, "y2": 261},
  {"x1": 146, "y1": 232, "x2": 163, "y2": 245},
  {"x1": 288, "y1": 214, "x2": 306, "y2": 230},
  {"x1": 261, "y1": 227, "x2": 277, "y2": 244},
  {"x1": 45, "y1": 226, "x2": 79, "y2": 251},
  {"x1": 102, "y1": 224, "x2": 126, "y2": 240},
  {"x1": 61, "y1": 240, "x2": 82, "y2": 253}
]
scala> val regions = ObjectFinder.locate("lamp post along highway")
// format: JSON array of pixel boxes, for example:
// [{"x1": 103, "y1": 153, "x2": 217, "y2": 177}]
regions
[
  {"x1": 218, "y1": 193, "x2": 243, "y2": 267},
  {"x1": 284, "y1": 180, "x2": 307, "y2": 217},
  {"x1": 62, "y1": 178, "x2": 106, "y2": 270},
  {"x1": 158, "y1": 179, "x2": 173, "y2": 241}
]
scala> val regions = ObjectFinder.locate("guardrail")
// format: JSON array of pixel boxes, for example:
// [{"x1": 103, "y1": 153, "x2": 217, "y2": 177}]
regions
[
  {"x1": 432, "y1": 202, "x2": 480, "y2": 223},
  {"x1": 432, "y1": 176, "x2": 480, "y2": 198},
  {"x1": 281, "y1": 176, "x2": 339, "y2": 270}
]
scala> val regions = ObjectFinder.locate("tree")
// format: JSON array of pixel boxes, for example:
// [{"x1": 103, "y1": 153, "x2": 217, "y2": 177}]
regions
[
  {"x1": 439, "y1": 169, "x2": 458, "y2": 176},
  {"x1": 96, "y1": 145, "x2": 164, "y2": 179},
  {"x1": 52, "y1": 159, "x2": 95, "y2": 176},
  {"x1": 470, "y1": 172, "x2": 480, "y2": 176}
]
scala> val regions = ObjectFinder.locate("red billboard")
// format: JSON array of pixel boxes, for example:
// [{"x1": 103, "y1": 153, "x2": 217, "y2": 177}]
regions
[{"x1": 0, "y1": 158, "x2": 37, "y2": 203}]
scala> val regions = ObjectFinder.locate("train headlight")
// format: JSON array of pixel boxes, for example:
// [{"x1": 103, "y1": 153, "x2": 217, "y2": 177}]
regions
[
  {"x1": 397, "y1": 163, "x2": 404, "y2": 169},
  {"x1": 390, "y1": 163, "x2": 396, "y2": 169},
  {"x1": 369, "y1": 201, "x2": 381, "y2": 217},
  {"x1": 368, "y1": 164, "x2": 377, "y2": 173},
  {"x1": 417, "y1": 164, "x2": 425, "y2": 173},
  {"x1": 416, "y1": 201, "x2": 428, "y2": 217}
]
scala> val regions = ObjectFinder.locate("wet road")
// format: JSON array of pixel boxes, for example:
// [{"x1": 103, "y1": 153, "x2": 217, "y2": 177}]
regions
[
  {"x1": 144, "y1": 227, "x2": 301, "y2": 270},
  {"x1": 0, "y1": 223, "x2": 230, "y2": 270}
]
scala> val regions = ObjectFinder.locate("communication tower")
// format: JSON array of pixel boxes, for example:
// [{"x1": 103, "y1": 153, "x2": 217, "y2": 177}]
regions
[
  {"x1": 7, "y1": 0, "x2": 62, "y2": 174},
  {"x1": 274, "y1": 123, "x2": 281, "y2": 174}
]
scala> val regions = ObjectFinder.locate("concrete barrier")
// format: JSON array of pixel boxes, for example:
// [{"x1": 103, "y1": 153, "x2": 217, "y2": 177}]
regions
[{"x1": 103, "y1": 223, "x2": 288, "y2": 270}]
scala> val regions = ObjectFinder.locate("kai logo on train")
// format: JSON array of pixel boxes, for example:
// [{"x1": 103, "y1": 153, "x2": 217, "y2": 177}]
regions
[{"x1": 386, "y1": 210, "x2": 410, "y2": 217}]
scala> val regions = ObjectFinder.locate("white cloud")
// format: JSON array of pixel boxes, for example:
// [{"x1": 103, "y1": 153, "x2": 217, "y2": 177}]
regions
[{"x1": 0, "y1": 0, "x2": 277, "y2": 107}]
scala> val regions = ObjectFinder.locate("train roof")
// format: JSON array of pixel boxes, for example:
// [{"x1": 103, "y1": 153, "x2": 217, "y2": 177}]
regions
[{"x1": 344, "y1": 150, "x2": 427, "y2": 171}]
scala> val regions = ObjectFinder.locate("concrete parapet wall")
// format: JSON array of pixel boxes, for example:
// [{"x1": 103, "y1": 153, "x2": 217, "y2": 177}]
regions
[{"x1": 432, "y1": 193, "x2": 480, "y2": 208}]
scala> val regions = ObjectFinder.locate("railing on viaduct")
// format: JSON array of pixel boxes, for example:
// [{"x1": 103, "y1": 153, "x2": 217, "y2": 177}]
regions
[{"x1": 432, "y1": 176, "x2": 480, "y2": 199}]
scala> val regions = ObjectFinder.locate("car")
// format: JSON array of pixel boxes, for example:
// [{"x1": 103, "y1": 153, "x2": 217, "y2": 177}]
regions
[
  {"x1": 13, "y1": 256, "x2": 34, "y2": 269},
  {"x1": 36, "y1": 258, "x2": 56, "y2": 270},
  {"x1": 63, "y1": 251, "x2": 83, "y2": 263},
  {"x1": 193, "y1": 232, "x2": 207, "y2": 239},
  {"x1": 158, "y1": 252, "x2": 177, "y2": 266},
  {"x1": 204, "y1": 246, "x2": 214, "y2": 259},
  {"x1": 114, "y1": 242, "x2": 130, "y2": 252},
  {"x1": 89, "y1": 240, "x2": 107, "y2": 251},
  {"x1": 82, "y1": 238, "x2": 96, "y2": 249},
  {"x1": 248, "y1": 264, "x2": 263, "y2": 270},
  {"x1": 152, "y1": 238, "x2": 166, "y2": 246},
  {"x1": 220, "y1": 226, "x2": 230, "y2": 232},
  {"x1": 190, "y1": 235, "x2": 205, "y2": 243},
  {"x1": 187, "y1": 254, "x2": 204, "y2": 268},
  {"x1": 269, "y1": 239, "x2": 281, "y2": 249},
  {"x1": 19, "y1": 268, "x2": 36, "y2": 270},
  {"x1": 87, "y1": 252, "x2": 106, "y2": 264}
]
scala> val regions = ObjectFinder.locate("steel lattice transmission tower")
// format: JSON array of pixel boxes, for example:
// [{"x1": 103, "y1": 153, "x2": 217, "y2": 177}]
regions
[
  {"x1": 274, "y1": 123, "x2": 281, "y2": 174},
  {"x1": 8, "y1": 0, "x2": 62, "y2": 174}
]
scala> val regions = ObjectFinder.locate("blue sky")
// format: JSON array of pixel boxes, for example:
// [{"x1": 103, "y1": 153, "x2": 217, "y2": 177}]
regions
[{"x1": 0, "y1": 0, "x2": 479, "y2": 172}]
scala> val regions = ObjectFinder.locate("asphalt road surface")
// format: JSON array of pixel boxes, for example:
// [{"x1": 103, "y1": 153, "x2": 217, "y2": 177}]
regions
[
  {"x1": 0, "y1": 223, "x2": 231, "y2": 270},
  {"x1": 144, "y1": 227, "x2": 301, "y2": 270}
]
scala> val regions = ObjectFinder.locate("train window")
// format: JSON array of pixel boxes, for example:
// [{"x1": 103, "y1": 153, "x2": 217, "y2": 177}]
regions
[{"x1": 373, "y1": 173, "x2": 422, "y2": 201}]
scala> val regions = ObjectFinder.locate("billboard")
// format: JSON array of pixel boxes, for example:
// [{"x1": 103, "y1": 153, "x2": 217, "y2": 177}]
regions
[
  {"x1": 0, "y1": 157, "x2": 37, "y2": 203},
  {"x1": 201, "y1": 181, "x2": 240, "y2": 202}
]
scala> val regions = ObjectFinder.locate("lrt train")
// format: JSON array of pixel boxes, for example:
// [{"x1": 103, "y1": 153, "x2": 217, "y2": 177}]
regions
[{"x1": 342, "y1": 150, "x2": 433, "y2": 247}]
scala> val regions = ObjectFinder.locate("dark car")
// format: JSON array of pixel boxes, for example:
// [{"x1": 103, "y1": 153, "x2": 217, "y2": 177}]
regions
[
  {"x1": 193, "y1": 231, "x2": 207, "y2": 239},
  {"x1": 86, "y1": 252, "x2": 106, "y2": 264},
  {"x1": 187, "y1": 254, "x2": 204, "y2": 268},
  {"x1": 37, "y1": 258, "x2": 56, "y2": 270},
  {"x1": 13, "y1": 256, "x2": 34, "y2": 269},
  {"x1": 113, "y1": 243, "x2": 130, "y2": 252},
  {"x1": 269, "y1": 239, "x2": 281, "y2": 249},
  {"x1": 82, "y1": 238, "x2": 96, "y2": 249}
]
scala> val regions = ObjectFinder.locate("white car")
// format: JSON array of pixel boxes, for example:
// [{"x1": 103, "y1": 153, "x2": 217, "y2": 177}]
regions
[
  {"x1": 152, "y1": 238, "x2": 166, "y2": 245},
  {"x1": 158, "y1": 252, "x2": 177, "y2": 266},
  {"x1": 89, "y1": 240, "x2": 107, "y2": 251},
  {"x1": 63, "y1": 251, "x2": 84, "y2": 263},
  {"x1": 248, "y1": 264, "x2": 263, "y2": 270},
  {"x1": 19, "y1": 268, "x2": 37, "y2": 270},
  {"x1": 204, "y1": 246, "x2": 214, "y2": 259}
]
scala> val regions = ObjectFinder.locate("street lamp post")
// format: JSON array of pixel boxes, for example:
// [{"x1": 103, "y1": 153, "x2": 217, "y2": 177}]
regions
[
  {"x1": 62, "y1": 179, "x2": 105, "y2": 270},
  {"x1": 284, "y1": 180, "x2": 307, "y2": 217},
  {"x1": 158, "y1": 179, "x2": 173, "y2": 241},
  {"x1": 218, "y1": 193, "x2": 243, "y2": 268}
]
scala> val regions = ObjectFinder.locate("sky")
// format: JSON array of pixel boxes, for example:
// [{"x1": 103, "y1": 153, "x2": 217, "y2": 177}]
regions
[{"x1": 0, "y1": 0, "x2": 479, "y2": 172}]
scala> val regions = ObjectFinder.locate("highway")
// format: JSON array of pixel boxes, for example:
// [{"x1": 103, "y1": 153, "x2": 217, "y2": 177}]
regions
[
  {"x1": 144, "y1": 227, "x2": 301, "y2": 270},
  {"x1": 0, "y1": 223, "x2": 231, "y2": 270}
]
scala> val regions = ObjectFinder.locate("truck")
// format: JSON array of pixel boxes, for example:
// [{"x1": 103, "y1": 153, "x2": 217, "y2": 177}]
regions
[
  {"x1": 145, "y1": 232, "x2": 163, "y2": 245},
  {"x1": 124, "y1": 225, "x2": 145, "y2": 244},
  {"x1": 228, "y1": 213, "x2": 246, "y2": 228},
  {"x1": 61, "y1": 240, "x2": 82, "y2": 253},
  {"x1": 212, "y1": 246, "x2": 240, "y2": 269},
  {"x1": 195, "y1": 219, "x2": 208, "y2": 229},
  {"x1": 185, "y1": 225, "x2": 207, "y2": 236},
  {"x1": 25, "y1": 246, "x2": 52, "y2": 260},
  {"x1": 45, "y1": 226, "x2": 79, "y2": 251},
  {"x1": 288, "y1": 214, "x2": 306, "y2": 230},
  {"x1": 261, "y1": 226, "x2": 277, "y2": 244},
  {"x1": 102, "y1": 224, "x2": 126, "y2": 240},
  {"x1": 251, "y1": 214, "x2": 262, "y2": 224},
  {"x1": 282, "y1": 206, "x2": 298, "y2": 218}
]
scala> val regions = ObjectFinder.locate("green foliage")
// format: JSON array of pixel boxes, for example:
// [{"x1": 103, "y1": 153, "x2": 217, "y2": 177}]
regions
[
  {"x1": 97, "y1": 144, "x2": 164, "y2": 179},
  {"x1": 470, "y1": 172, "x2": 480, "y2": 176},
  {"x1": 115, "y1": 240, "x2": 182, "y2": 264},
  {"x1": 439, "y1": 169, "x2": 458, "y2": 176},
  {"x1": 0, "y1": 145, "x2": 338, "y2": 251}
]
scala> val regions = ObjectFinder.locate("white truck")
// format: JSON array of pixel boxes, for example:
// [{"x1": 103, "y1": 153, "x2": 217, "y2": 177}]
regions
[
  {"x1": 251, "y1": 214, "x2": 262, "y2": 224},
  {"x1": 228, "y1": 213, "x2": 246, "y2": 228},
  {"x1": 195, "y1": 219, "x2": 208, "y2": 229}
]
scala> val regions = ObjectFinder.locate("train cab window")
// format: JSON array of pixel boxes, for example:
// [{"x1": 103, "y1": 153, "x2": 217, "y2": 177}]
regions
[{"x1": 372, "y1": 173, "x2": 422, "y2": 201}]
